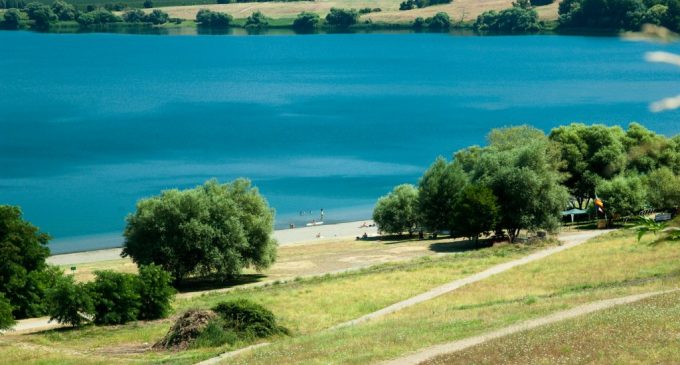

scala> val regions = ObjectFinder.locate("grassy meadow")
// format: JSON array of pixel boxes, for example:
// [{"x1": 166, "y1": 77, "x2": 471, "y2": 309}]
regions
[{"x1": 3, "y1": 226, "x2": 679, "y2": 364}]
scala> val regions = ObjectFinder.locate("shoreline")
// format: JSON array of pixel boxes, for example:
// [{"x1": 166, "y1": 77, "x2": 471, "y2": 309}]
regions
[{"x1": 47, "y1": 219, "x2": 378, "y2": 266}]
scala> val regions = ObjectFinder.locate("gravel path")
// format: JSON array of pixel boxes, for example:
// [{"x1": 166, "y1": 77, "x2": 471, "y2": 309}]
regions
[
  {"x1": 382, "y1": 289, "x2": 679, "y2": 365},
  {"x1": 330, "y1": 230, "x2": 610, "y2": 330}
]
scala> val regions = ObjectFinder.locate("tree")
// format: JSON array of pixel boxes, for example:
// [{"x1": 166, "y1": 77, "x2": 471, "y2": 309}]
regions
[
  {"x1": 245, "y1": 10, "x2": 269, "y2": 30},
  {"x1": 24, "y1": 2, "x2": 56, "y2": 27},
  {"x1": 460, "y1": 126, "x2": 569, "y2": 242},
  {"x1": 427, "y1": 12, "x2": 451, "y2": 30},
  {"x1": 645, "y1": 167, "x2": 680, "y2": 211},
  {"x1": 623, "y1": 122, "x2": 680, "y2": 174},
  {"x1": 144, "y1": 8, "x2": 168, "y2": 24},
  {"x1": 51, "y1": 0, "x2": 76, "y2": 21},
  {"x1": 123, "y1": 179, "x2": 277, "y2": 283},
  {"x1": 596, "y1": 174, "x2": 648, "y2": 220},
  {"x1": 549, "y1": 123, "x2": 628, "y2": 209},
  {"x1": 293, "y1": 11, "x2": 320, "y2": 33},
  {"x1": 136, "y1": 264, "x2": 175, "y2": 320},
  {"x1": 373, "y1": 184, "x2": 419, "y2": 235},
  {"x1": 46, "y1": 275, "x2": 94, "y2": 327},
  {"x1": 0, "y1": 206, "x2": 51, "y2": 319},
  {"x1": 123, "y1": 8, "x2": 145, "y2": 22},
  {"x1": 418, "y1": 157, "x2": 468, "y2": 234},
  {"x1": 0, "y1": 293, "x2": 15, "y2": 331},
  {"x1": 325, "y1": 7, "x2": 358, "y2": 29},
  {"x1": 2, "y1": 8, "x2": 22, "y2": 29},
  {"x1": 143, "y1": 0, "x2": 152, "y2": 8},
  {"x1": 89, "y1": 271, "x2": 140, "y2": 325},
  {"x1": 558, "y1": 0, "x2": 646, "y2": 31},
  {"x1": 195, "y1": 9, "x2": 232, "y2": 27},
  {"x1": 454, "y1": 184, "x2": 499, "y2": 242},
  {"x1": 530, "y1": 0, "x2": 554, "y2": 5},
  {"x1": 76, "y1": 8, "x2": 122, "y2": 26},
  {"x1": 474, "y1": 6, "x2": 541, "y2": 32}
]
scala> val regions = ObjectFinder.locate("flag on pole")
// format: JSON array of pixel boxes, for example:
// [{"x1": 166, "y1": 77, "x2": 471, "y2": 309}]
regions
[{"x1": 594, "y1": 194, "x2": 605, "y2": 214}]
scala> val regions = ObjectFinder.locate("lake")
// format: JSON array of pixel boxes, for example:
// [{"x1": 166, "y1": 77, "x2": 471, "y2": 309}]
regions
[{"x1": 1, "y1": 31, "x2": 680, "y2": 253}]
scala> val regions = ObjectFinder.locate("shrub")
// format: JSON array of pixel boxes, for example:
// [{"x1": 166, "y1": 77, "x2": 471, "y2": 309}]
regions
[
  {"x1": 51, "y1": 0, "x2": 77, "y2": 21},
  {"x1": 88, "y1": 271, "x2": 140, "y2": 325},
  {"x1": 212, "y1": 299, "x2": 288, "y2": 338},
  {"x1": 143, "y1": 0, "x2": 152, "y2": 8},
  {"x1": 474, "y1": 6, "x2": 541, "y2": 33},
  {"x1": 2, "y1": 8, "x2": 22, "y2": 29},
  {"x1": 530, "y1": 0, "x2": 554, "y2": 5},
  {"x1": 292, "y1": 11, "x2": 319, "y2": 32},
  {"x1": 144, "y1": 8, "x2": 168, "y2": 24},
  {"x1": 25, "y1": 2, "x2": 56, "y2": 26},
  {"x1": 153, "y1": 309, "x2": 218, "y2": 350},
  {"x1": 245, "y1": 10, "x2": 268, "y2": 29},
  {"x1": 122, "y1": 8, "x2": 145, "y2": 22},
  {"x1": 190, "y1": 318, "x2": 238, "y2": 348},
  {"x1": 46, "y1": 275, "x2": 94, "y2": 327},
  {"x1": 412, "y1": 12, "x2": 451, "y2": 30},
  {"x1": 196, "y1": 8, "x2": 232, "y2": 27},
  {"x1": 325, "y1": 7, "x2": 358, "y2": 29},
  {"x1": 0, "y1": 293, "x2": 15, "y2": 331},
  {"x1": 77, "y1": 8, "x2": 122, "y2": 26},
  {"x1": 137, "y1": 264, "x2": 175, "y2": 320},
  {"x1": 123, "y1": 179, "x2": 277, "y2": 284},
  {"x1": 400, "y1": 0, "x2": 452, "y2": 10}
]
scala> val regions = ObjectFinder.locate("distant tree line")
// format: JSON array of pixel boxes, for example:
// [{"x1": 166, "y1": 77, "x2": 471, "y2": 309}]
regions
[
  {"x1": 373, "y1": 123, "x2": 680, "y2": 242},
  {"x1": 559, "y1": 0, "x2": 680, "y2": 31},
  {"x1": 474, "y1": 0, "x2": 542, "y2": 33},
  {"x1": 400, "y1": 0, "x2": 452, "y2": 11}
]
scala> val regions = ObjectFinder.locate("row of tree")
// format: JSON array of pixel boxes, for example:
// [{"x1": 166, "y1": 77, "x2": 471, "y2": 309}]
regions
[
  {"x1": 373, "y1": 123, "x2": 680, "y2": 241},
  {"x1": 559, "y1": 0, "x2": 680, "y2": 32},
  {"x1": 399, "y1": 0, "x2": 452, "y2": 11}
]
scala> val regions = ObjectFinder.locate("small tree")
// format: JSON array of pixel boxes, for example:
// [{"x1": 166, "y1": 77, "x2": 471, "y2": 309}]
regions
[
  {"x1": 123, "y1": 9, "x2": 145, "y2": 22},
  {"x1": 196, "y1": 9, "x2": 232, "y2": 27},
  {"x1": 137, "y1": 264, "x2": 175, "y2": 320},
  {"x1": 123, "y1": 179, "x2": 277, "y2": 283},
  {"x1": 293, "y1": 11, "x2": 320, "y2": 32},
  {"x1": 325, "y1": 8, "x2": 358, "y2": 29},
  {"x1": 418, "y1": 157, "x2": 468, "y2": 234},
  {"x1": 51, "y1": 0, "x2": 77, "y2": 21},
  {"x1": 646, "y1": 167, "x2": 680, "y2": 212},
  {"x1": 89, "y1": 271, "x2": 140, "y2": 325},
  {"x1": 245, "y1": 10, "x2": 268, "y2": 29},
  {"x1": 24, "y1": 2, "x2": 56, "y2": 27},
  {"x1": 373, "y1": 184, "x2": 419, "y2": 235},
  {"x1": 144, "y1": 8, "x2": 168, "y2": 24},
  {"x1": 0, "y1": 293, "x2": 15, "y2": 331},
  {"x1": 143, "y1": 0, "x2": 152, "y2": 8},
  {"x1": 46, "y1": 275, "x2": 93, "y2": 327},
  {"x1": 597, "y1": 174, "x2": 648, "y2": 220},
  {"x1": 2, "y1": 8, "x2": 22, "y2": 29},
  {"x1": 427, "y1": 12, "x2": 450, "y2": 30},
  {"x1": 454, "y1": 184, "x2": 499, "y2": 242}
]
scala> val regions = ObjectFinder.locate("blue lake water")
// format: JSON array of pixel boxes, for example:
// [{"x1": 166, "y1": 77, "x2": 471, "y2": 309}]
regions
[{"x1": 1, "y1": 31, "x2": 680, "y2": 253}]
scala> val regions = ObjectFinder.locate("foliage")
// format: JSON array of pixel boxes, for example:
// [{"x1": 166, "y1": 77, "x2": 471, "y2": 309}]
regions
[
  {"x1": 143, "y1": 0, "x2": 151, "y2": 7},
  {"x1": 631, "y1": 216, "x2": 666, "y2": 242},
  {"x1": 51, "y1": 0, "x2": 76, "y2": 20},
  {"x1": 530, "y1": 0, "x2": 554, "y2": 5},
  {"x1": 76, "y1": 8, "x2": 121, "y2": 25},
  {"x1": 25, "y1": 2, "x2": 56, "y2": 26},
  {"x1": 454, "y1": 184, "x2": 499, "y2": 242},
  {"x1": 549, "y1": 123, "x2": 627, "y2": 209},
  {"x1": 596, "y1": 174, "x2": 647, "y2": 219},
  {"x1": 212, "y1": 299, "x2": 288, "y2": 338},
  {"x1": 122, "y1": 8, "x2": 144, "y2": 22},
  {"x1": 2, "y1": 8, "x2": 22, "y2": 28},
  {"x1": 196, "y1": 8, "x2": 232, "y2": 27},
  {"x1": 136, "y1": 264, "x2": 175, "y2": 320},
  {"x1": 623, "y1": 122, "x2": 680, "y2": 174},
  {"x1": 418, "y1": 157, "x2": 468, "y2": 233},
  {"x1": 373, "y1": 184, "x2": 419, "y2": 235},
  {"x1": 88, "y1": 271, "x2": 140, "y2": 325},
  {"x1": 143, "y1": 8, "x2": 168, "y2": 24},
  {"x1": 458, "y1": 126, "x2": 569, "y2": 242},
  {"x1": 154, "y1": 309, "x2": 219, "y2": 350},
  {"x1": 0, "y1": 0, "x2": 26, "y2": 9},
  {"x1": 292, "y1": 11, "x2": 319, "y2": 32},
  {"x1": 400, "y1": 0, "x2": 452, "y2": 10},
  {"x1": 558, "y1": 0, "x2": 647, "y2": 30},
  {"x1": 474, "y1": 5, "x2": 541, "y2": 33},
  {"x1": 413, "y1": 12, "x2": 451, "y2": 30},
  {"x1": 0, "y1": 206, "x2": 51, "y2": 319},
  {"x1": 325, "y1": 7, "x2": 358, "y2": 29},
  {"x1": 46, "y1": 274, "x2": 94, "y2": 327},
  {"x1": 0, "y1": 293, "x2": 15, "y2": 331},
  {"x1": 645, "y1": 167, "x2": 680, "y2": 211},
  {"x1": 245, "y1": 10, "x2": 268, "y2": 29},
  {"x1": 123, "y1": 179, "x2": 277, "y2": 283}
]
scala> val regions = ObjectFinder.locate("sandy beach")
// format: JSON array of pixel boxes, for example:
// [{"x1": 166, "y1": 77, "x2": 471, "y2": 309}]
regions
[{"x1": 47, "y1": 219, "x2": 378, "y2": 266}]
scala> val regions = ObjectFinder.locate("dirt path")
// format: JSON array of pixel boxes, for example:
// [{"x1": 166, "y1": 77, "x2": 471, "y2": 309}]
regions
[
  {"x1": 330, "y1": 230, "x2": 610, "y2": 330},
  {"x1": 382, "y1": 289, "x2": 679, "y2": 365}
]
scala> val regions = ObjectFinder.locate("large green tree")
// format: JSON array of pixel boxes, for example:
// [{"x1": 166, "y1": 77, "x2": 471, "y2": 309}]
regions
[
  {"x1": 646, "y1": 167, "x2": 680, "y2": 211},
  {"x1": 596, "y1": 174, "x2": 648, "y2": 219},
  {"x1": 0, "y1": 206, "x2": 51, "y2": 319},
  {"x1": 123, "y1": 179, "x2": 277, "y2": 283},
  {"x1": 373, "y1": 184, "x2": 419, "y2": 235},
  {"x1": 418, "y1": 157, "x2": 468, "y2": 234},
  {"x1": 454, "y1": 184, "x2": 499, "y2": 242}
]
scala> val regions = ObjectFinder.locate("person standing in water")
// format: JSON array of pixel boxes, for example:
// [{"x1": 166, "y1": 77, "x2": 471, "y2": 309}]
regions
[{"x1": 320, "y1": 208, "x2": 324, "y2": 222}]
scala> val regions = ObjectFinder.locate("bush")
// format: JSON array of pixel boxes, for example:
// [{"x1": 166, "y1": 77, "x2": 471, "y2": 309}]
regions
[
  {"x1": 51, "y1": 0, "x2": 77, "y2": 21},
  {"x1": 122, "y1": 8, "x2": 145, "y2": 22},
  {"x1": 325, "y1": 7, "x2": 358, "y2": 29},
  {"x1": 123, "y1": 179, "x2": 277, "y2": 284},
  {"x1": 137, "y1": 264, "x2": 175, "y2": 320},
  {"x1": 77, "y1": 8, "x2": 122, "y2": 26},
  {"x1": 400, "y1": 0, "x2": 452, "y2": 10},
  {"x1": 154, "y1": 309, "x2": 218, "y2": 350},
  {"x1": 292, "y1": 11, "x2": 319, "y2": 32},
  {"x1": 412, "y1": 12, "x2": 451, "y2": 30},
  {"x1": 143, "y1": 0, "x2": 152, "y2": 7},
  {"x1": 144, "y1": 8, "x2": 168, "y2": 24},
  {"x1": 0, "y1": 206, "x2": 51, "y2": 319},
  {"x1": 0, "y1": 293, "x2": 15, "y2": 331},
  {"x1": 89, "y1": 271, "x2": 140, "y2": 325},
  {"x1": 46, "y1": 275, "x2": 94, "y2": 327},
  {"x1": 474, "y1": 6, "x2": 541, "y2": 33},
  {"x1": 190, "y1": 318, "x2": 238, "y2": 348},
  {"x1": 558, "y1": 0, "x2": 646, "y2": 31},
  {"x1": 195, "y1": 8, "x2": 232, "y2": 27},
  {"x1": 2, "y1": 8, "x2": 22, "y2": 29},
  {"x1": 245, "y1": 10, "x2": 268, "y2": 29},
  {"x1": 25, "y1": 2, "x2": 56, "y2": 26},
  {"x1": 212, "y1": 299, "x2": 288, "y2": 338},
  {"x1": 530, "y1": 0, "x2": 554, "y2": 5},
  {"x1": 373, "y1": 184, "x2": 419, "y2": 235}
]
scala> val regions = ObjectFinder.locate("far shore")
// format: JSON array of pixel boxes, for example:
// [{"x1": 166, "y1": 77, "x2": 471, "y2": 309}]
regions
[{"x1": 47, "y1": 219, "x2": 378, "y2": 266}]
